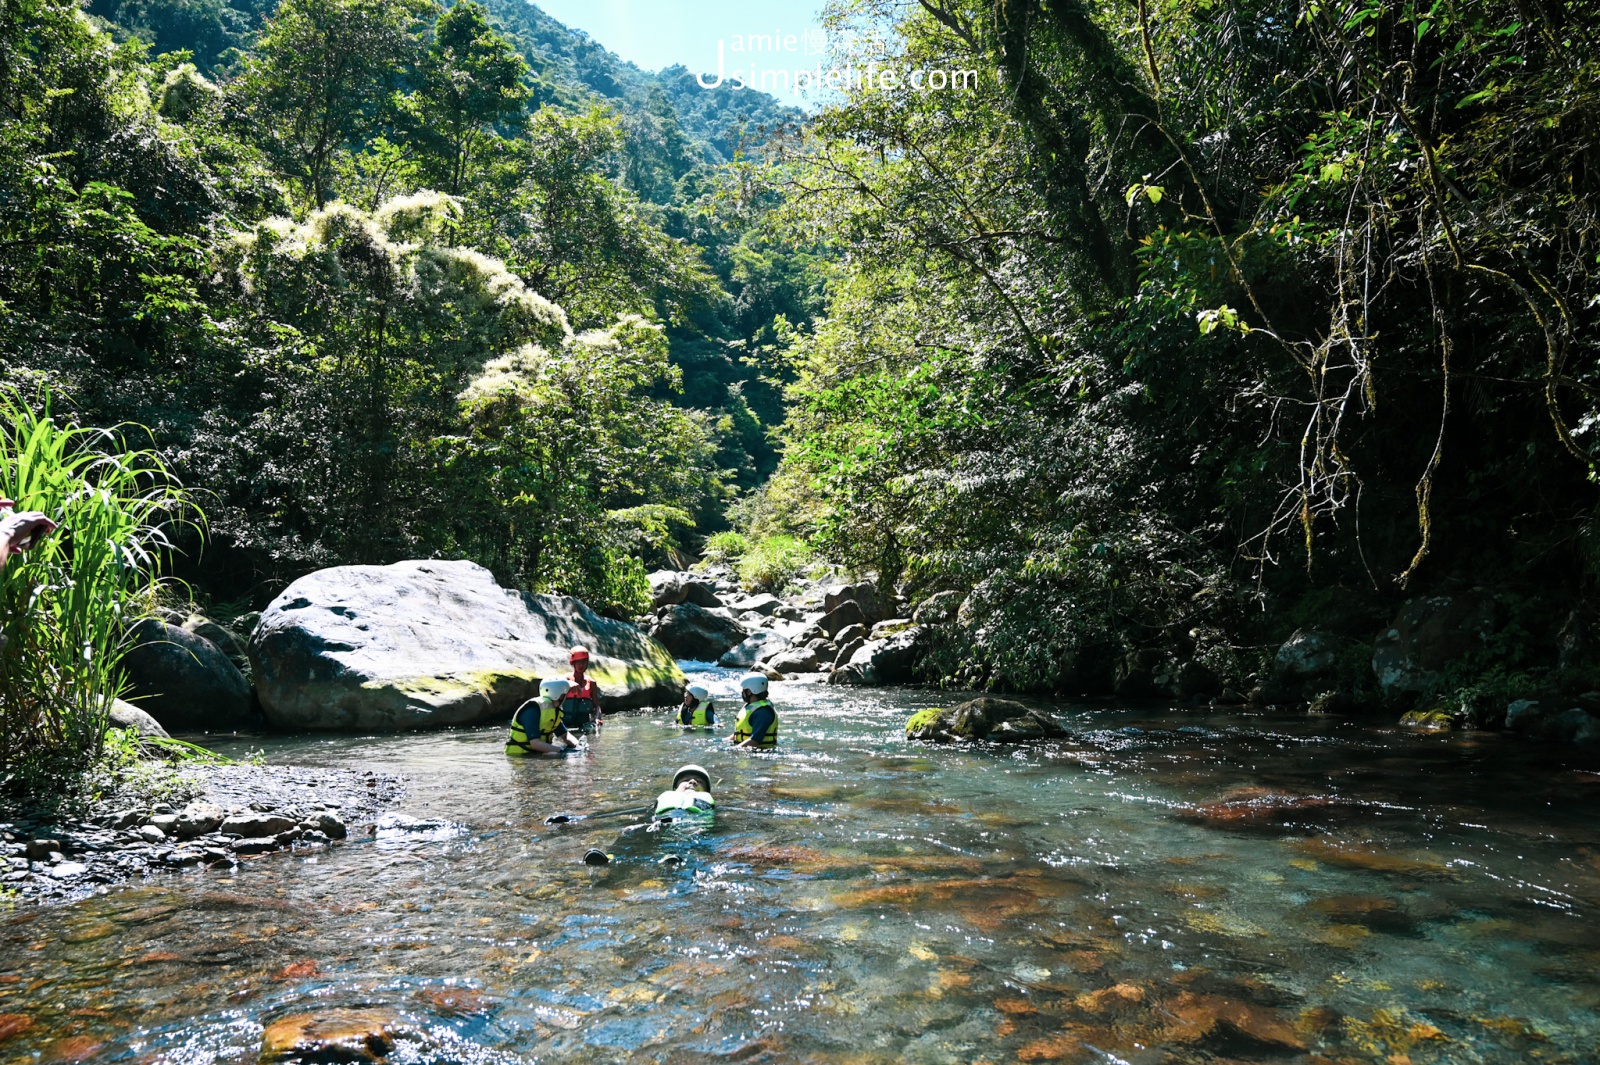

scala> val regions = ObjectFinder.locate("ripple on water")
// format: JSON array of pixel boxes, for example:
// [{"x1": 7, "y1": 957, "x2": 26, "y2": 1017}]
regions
[{"x1": 3, "y1": 701, "x2": 1600, "y2": 1063}]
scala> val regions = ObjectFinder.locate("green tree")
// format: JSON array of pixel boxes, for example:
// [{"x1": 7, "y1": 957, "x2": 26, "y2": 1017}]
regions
[
  {"x1": 405, "y1": 0, "x2": 530, "y2": 196},
  {"x1": 240, "y1": 0, "x2": 434, "y2": 208}
]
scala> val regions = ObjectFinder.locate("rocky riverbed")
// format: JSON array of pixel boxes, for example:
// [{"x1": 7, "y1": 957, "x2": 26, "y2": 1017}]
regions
[{"x1": 2, "y1": 764, "x2": 402, "y2": 906}]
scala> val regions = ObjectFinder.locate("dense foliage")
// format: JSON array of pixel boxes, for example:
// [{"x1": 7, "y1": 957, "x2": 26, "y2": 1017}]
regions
[
  {"x1": 766, "y1": 0, "x2": 1600, "y2": 700},
  {"x1": 0, "y1": 391, "x2": 192, "y2": 795},
  {"x1": 1, "y1": 0, "x2": 820, "y2": 619}
]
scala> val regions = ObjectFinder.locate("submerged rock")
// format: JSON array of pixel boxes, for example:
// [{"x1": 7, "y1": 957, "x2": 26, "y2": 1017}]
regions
[
  {"x1": 905, "y1": 697, "x2": 1069, "y2": 743},
  {"x1": 121, "y1": 619, "x2": 253, "y2": 731},
  {"x1": 261, "y1": 1009, "x2": 398, "y2": 1063},
  {"x1": 251, "y1": 560, "x2": 681, "y2": 730}
]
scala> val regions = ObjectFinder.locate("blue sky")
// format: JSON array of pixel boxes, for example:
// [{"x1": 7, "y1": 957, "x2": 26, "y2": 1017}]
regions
[{"x1": 531, "y1": 0, "x2": 829, "y2": 106}]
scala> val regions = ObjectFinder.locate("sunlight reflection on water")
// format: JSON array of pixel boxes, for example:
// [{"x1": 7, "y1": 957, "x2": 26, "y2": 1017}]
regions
[{"x1": 1, "y1": 674, "x2": 1598, "y2": 1063}]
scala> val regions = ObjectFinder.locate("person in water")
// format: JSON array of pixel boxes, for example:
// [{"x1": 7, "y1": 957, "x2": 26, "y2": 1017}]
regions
[
  {"x1": 561, "y1": 646, "x2": 604, "y2": 729},
  {"x1": 581, "y1": 764, "x2": 715, "y2": 865},
  {"x1": 728, "y1": 672, "x2": 778, "y2": 749},
  {"x1": 677, "y1": 683, "x2": 715, "y2": 727},
  {"x1": 506, "y1": 678, "x2": 580, "y2": 756},
  {"x1": 652, "y1": 764, "x2": 716, "y2": 822}
]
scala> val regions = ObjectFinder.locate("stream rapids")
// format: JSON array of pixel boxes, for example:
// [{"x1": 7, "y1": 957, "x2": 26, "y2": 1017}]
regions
[{"x1": 2, "y1": 666, "x2": 1598, "y2": 1064}]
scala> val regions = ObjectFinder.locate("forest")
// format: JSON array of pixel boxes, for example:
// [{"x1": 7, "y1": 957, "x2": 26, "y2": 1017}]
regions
[{"x1": 5, "y1": 0, "x2": 1600, "y2": 789}]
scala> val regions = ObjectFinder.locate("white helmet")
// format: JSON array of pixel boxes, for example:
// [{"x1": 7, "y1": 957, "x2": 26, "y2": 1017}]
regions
[
  {"x1": 686, "y1": 684, "x2": 709, "y2": 702},
  {"x1": 540, "y1": 677, "x2": 572, "y2": 701},
  {"x1": 739, "y1": 672, "x2": 769, "y2": 697}
]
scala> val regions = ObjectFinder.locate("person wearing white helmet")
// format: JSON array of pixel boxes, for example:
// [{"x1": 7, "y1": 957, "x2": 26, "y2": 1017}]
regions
[
  {"x1": 677, "y1": 683, "x2": 716, "y2": 727},
  {"x1": 652, "y1": 764, "x2": 716, "y2": 822},
  {"x1": 728, "y1": 672, "x2": 778, "y2": 749},
  {"x1": 505, "y1": 677, "x2": 580, "y2": 756}
]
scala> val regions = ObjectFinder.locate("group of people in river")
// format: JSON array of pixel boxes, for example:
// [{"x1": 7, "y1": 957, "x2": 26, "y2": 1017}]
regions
[
  {"x1": 506, "y1": 647, "x2": 777, "y2": 864},
  {"x1": 503, "y1": 646, "x2": 779, "y2": 758}
]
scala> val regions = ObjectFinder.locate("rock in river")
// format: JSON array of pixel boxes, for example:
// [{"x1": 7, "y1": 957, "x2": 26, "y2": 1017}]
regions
[
  {"x1": 905, "y1": 698, "x2": 1070, "y2": 743},
  {"x1": 250, "y1": 560, "x2": 683, "y2": 730},
  {"x1": 648, "y1": 602, "x2": 748, "y2": 661},
  {"x1": 120, "y1": 619, "x2": 253, "y2": 731}
]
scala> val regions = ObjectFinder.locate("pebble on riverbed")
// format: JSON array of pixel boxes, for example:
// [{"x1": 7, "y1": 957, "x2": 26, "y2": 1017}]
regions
[{"x1": 0, "y1": 764, "x2": 403, "y2": 906}]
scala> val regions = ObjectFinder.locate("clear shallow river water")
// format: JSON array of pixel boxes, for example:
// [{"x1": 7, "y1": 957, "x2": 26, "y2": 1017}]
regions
[{"x1": 3, "y1": 667, "x2": 1600, "y2": 1064}]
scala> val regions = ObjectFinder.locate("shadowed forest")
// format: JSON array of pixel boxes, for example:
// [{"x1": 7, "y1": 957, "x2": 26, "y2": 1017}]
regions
[{"x1": 5, "y1": 0, "x2": 1600, "y2": 784}]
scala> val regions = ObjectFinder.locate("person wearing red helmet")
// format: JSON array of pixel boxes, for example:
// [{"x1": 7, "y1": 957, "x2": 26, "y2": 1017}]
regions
[{"x1": 561, "y1": 645, "x2": 604, "y2": 729}]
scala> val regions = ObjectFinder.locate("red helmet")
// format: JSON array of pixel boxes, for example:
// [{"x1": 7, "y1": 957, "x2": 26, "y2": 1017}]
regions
[{"x1": 569, "y1": 646, "x2": 590, "y2": 663}]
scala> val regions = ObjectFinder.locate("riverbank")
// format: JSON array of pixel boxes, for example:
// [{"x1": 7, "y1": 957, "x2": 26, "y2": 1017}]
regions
[{"x1": 2, "y1": 763, "x2": 403, "y2": 906}]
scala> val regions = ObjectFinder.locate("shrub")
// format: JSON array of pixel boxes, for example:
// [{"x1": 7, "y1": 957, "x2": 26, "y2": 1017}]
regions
[
  {"x1": 737, "y1": 535, "x2": 813, "y2": 593},
  {"x1": 0, "y1": 391, "x2": 195, "y2": 801},
  {"x1": 701, "y1": 530, "x2": 749, "y2": 564}
]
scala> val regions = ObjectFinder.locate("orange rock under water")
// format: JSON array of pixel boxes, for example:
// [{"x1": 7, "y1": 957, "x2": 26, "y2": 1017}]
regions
[
  {"x1": 274, "y1": 960, "x2": 320, "y2": 980},
  {"x1": 1292, "y1": 838, "x2": 1455, "y2": 878},
  {"x1": 1179, "y1": 786, "x2": 1340, "y2": 827},
  {"x1": 260, "y1": 1009, "x2": 398, "y2": 1063},
  {"x1": 41, "y1": 1036, "x2": 102, "y2": 1063},
  {"x1": 1160, "y1": 992, "x2": 1307, "y2": 1051},
  {"x1": 0, "y1": 1014, "x2": 34, "y2": 1043}
]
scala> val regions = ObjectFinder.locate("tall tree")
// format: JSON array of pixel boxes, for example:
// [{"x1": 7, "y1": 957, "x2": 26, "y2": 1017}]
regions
[
  {"x1": 240, "y1": 0, "x2": 433, "y2": 207},
  {"x1": 404, "y1": 0, "x2": 530, "y2": 196}
]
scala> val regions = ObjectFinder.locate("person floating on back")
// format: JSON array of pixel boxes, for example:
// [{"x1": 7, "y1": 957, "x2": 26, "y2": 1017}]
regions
[
  {"x1": 728, "y1": 672, "x2": 778, "y2": 749},
  {"x1": 653, "y1": 764, "x2": 716, "y2": 823},
  {"x1": 678, "y1": 683, "x2": 715, "y2": 727},
  {"x1": 562, "y1": 645, "x2": 604, "y2": 730},
  {"x1": 506, "y1": 678, "x2": 580, "y2": 756}
]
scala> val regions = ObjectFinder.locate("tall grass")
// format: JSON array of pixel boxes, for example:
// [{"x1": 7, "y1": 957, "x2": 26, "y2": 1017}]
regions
[{"x1": 0, "y1": 390, "x2": 196, "y2": 800}]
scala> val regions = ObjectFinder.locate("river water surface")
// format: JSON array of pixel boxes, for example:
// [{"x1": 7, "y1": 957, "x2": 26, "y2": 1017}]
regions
[{"x1": 3, "y1": 668, "x2": 1600, "y2": 1064}]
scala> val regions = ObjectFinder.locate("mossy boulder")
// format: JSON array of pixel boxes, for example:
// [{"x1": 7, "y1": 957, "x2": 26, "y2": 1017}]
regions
[
  {"x1": 250, "y1": 560, "x2": 683, "y2": 730},
  {"x1": 906, "y1": 697, "x2": 1070, "y2": 743},
  {"x1": 1399, "y1": 708, "x2": 1455, "y2": 730}
]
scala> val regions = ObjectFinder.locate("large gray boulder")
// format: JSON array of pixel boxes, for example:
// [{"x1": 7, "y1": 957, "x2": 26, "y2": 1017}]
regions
[
  {"x1": 818, "y1": 600, "x2": 868, "y2": 638},
  {"x1": 648, "y1": 570, "x2": 689, "y2": 608},
  {"x1": 730, "y1": 593, "x2": 781, "y2": 616},
  {"x1": 824, "y1": 581, "x2": 881, "y2": 621},
  {"x1": 912, "y1": 590, "x2": 964, "y2": 625},
  {"x1": 829, "y1": 626, "x2": 927, "y2": 686},
  {"x1": 1275, "y1": 628, "x2": 1336, "y2": 679},
  {"x1": 719, "y1": 630, "x2": 791, "y2": 668},
  {"x1": 250, "y1": 560, "x2": 683, "y2": 730},
  {"x1": 121, "y1": 619, "x2": 254, "y2": 731},
  {"x1": 648, "y1": 602, "x2": 748, "y2": 662},
  {"x1": 1372, "y1": 595, "x2": 1498, "y2": 697},
  {"x1": 681, "y1": 580, "x2": 723, "y2": 608}
]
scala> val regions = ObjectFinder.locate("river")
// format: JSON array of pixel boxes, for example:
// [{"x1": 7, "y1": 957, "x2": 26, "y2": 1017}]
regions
[{"x1": 2, "y1": 666, "x2": 1598, "y2": 1063}]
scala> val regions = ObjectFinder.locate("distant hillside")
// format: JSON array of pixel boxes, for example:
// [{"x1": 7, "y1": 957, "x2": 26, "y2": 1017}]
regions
[
  {"x1": 479, "y1": 0, "x2": 801, "y2": 165},
  {"x1": 89, "y1": 0, "x2": 800, "y2": 166}
]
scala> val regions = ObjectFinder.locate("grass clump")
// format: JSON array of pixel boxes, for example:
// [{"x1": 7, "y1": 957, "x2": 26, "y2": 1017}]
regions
[
  {"x1": 0, "y1": 390, "x2": 197, "y2": 803},
  {"x1": 701, "y1": 531, "x2": 749, "y2": 565},
  {"x1": 737, "y1": 535, "x2": 813, "y2": 593}
]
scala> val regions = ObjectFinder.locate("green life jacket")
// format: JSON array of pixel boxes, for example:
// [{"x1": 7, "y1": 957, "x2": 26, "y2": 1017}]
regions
[
  {"x1": 732, "y1": 698, "x2": 778, "y2": 748},
  {"x1": 506, "y1": 696, "x2": 560, "y2": 755},
  {"x1": 653, "y1": 788, "x2": 715, "y2": 822},
  {"x1": 679, "y1": 700, "x2": 716, "y2": 727}
]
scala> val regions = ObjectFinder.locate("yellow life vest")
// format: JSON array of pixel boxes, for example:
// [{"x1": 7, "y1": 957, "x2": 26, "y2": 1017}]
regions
[
  {"x1": 679, "y1": 700, "x2": 715, "y2": 727},
  {"x1": 732, "y1": 698, "x2": 778, "y2": 748},
  {"x1": 506, "y1": 696, "x2": 560, "y2": 756}
]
